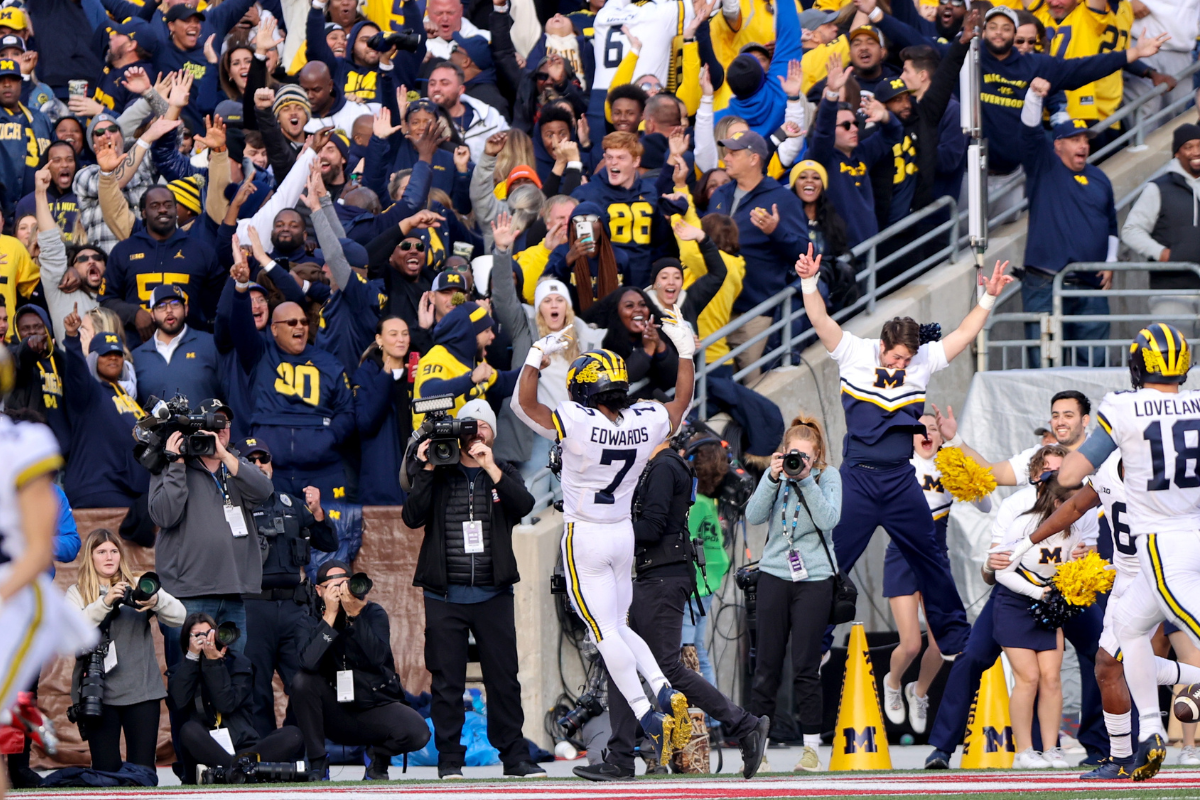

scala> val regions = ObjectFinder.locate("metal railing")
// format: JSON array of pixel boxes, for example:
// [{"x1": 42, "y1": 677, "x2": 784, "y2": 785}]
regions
[{"x1": 979, "y1": 262, "x2": 1200, "y2": 370}]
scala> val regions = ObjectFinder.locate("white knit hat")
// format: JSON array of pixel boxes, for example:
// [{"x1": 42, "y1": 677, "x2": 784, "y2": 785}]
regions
[
  {"x1": 457, "y1": 399, "x2": 497, "y2": 433},
  {"x1": 534, "y1": 279, "x2": 570, "y2": 309}
]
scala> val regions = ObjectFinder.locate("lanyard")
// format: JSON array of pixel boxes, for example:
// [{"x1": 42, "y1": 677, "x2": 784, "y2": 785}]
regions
[
  {"x1": 209, "y1": 465, "x2": 231, "y2": 506},
  {"x1": 110, "y1": 379, "x2": 148, "y2": 420},
  {"x1": 779, "y1": 481, "x2": 807, "y2": 548}
]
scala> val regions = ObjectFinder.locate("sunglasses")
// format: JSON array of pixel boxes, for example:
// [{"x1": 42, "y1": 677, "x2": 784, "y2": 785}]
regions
[
  {"x1": 74, "y1": 253, "x2": 103, "y2": 264},
  {"x1": 93, "y1": 125, "x2": 120, "y2": 137},
  {"x1": 534, "y1": 71, "x2": 551, "y2": 82},
  {"x1": 639, "y1": 82, "x2": 659, "y2": 92},
  {"x1": 399, "y1": 240, "x2": 426, "y2": 252},
  {"x1": 274, "y1": 317, "x2": 309, "y2": 327},
  {"x1": 247, "y1": 453, "x2": 272, "y2": 465},
  {"x1": 837, "y1": 121, "x2": 856, "y2": 131},
  {"x1": 1013, "y1": 37, "x2": 1037, "y2": 45}
]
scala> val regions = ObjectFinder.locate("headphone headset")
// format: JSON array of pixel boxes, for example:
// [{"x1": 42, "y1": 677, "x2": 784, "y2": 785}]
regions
[{"x1": 682, "y1": 434, "x2": 733, "y2": 464}]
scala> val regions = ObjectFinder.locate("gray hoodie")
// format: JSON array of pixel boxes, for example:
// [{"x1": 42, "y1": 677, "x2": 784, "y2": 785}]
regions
[{"x1": 148, "y1": 455, "x2": 275, "y2": 598}]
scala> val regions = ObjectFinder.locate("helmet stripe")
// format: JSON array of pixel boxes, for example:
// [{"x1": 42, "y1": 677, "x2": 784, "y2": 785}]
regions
[{"x1": 1158, "y1": 322, "x2": 1176, "y2": 372}]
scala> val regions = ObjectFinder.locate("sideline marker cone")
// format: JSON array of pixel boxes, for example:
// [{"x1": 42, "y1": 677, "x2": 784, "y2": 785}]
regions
[
  {"x1": 961, "y1": 657, "x2": 1015, "y2": 769},
  {"x1": 830, "y1": 622, "x2": 892, "y2": 771}
]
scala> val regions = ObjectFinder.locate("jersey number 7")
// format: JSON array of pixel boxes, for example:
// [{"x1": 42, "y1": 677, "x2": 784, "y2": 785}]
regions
[{"x1": 595, "y1": 448, "x2": 637, "y2": 505}]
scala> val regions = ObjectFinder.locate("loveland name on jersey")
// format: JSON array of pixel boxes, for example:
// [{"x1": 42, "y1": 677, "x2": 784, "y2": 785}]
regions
[{"x1": 1132, "y1": 397, "x2": 1200, "y2": 417}]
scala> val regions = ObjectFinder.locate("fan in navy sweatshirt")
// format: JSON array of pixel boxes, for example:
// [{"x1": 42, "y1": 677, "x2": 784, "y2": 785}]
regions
[
  {"x1": 352, "y1": 317, "x2": 414, "y2": 506},
  {"x1": 306, "y1": 5, "x2": 425, "y2": 105},
  {"x1": 309, "y1": 200, "x2": 385, "y2": 373},
  {"x1": 704, "y1": 131, "x2": 809, "y2": 318},
  {"x1": 61, "y1": 327, "x2": 149, "y2": 511},
  {"x1": 809, "y1": 59, "x2": 903, "y2": 250},
  {"x1": 229, "y1": 278, "x2": 354, "y2": 500},
  {"x1": 868, "y1": 2, "x2": 1157, "y2": 176},
  {"x1": 1019, "y1": 82, "x2": 1117, "y2": 361},
  {"x1": 101, "y1": 186, "x2": 226, "y2": 341}
]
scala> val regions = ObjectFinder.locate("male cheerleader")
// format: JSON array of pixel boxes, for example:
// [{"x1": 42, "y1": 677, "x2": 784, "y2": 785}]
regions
[
  {"x1": 1024, "y1": 452, "x2": 1200, "y2": 779},
  {"x1": 794, "y1": 246, "x2": 1013, "y2": 658},
  {"x1": 512, "y1": 307, "x2": 697, "y2": 764},
  {"x1": 1013, "y1": 323, "x2": 1200, "y2": 781},
  {"x1": 0, "y1": 348, "x2": 94, "y2": 798}
]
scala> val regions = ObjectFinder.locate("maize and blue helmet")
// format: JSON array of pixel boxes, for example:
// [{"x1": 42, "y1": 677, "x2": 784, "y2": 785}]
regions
[
  {"x1": 566, "y1": 350, "x2": 629, "y2": 407},
  {"x1": 1129, "y1": 323, "x2": 1191, "y2": 389}
]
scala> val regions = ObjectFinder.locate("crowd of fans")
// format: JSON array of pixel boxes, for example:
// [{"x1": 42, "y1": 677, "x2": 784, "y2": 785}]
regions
[{"x1": 0, "y1": 0, "x2": 1197, "y2": 785}]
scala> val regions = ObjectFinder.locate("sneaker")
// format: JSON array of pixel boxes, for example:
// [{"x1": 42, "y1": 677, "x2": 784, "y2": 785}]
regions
[
  {"x1": 882, "y1": 674, "x2": 905, "y2": 725},
  {"x1": 1059, "y1": 732, "x2": 1086, "y2": 755},
  {"x1": 657, "y1": 685, "x2": 692, "y2": 751},
  {"x1": 740, "y1": 715, "x2": 770, "y2": 779},
  {"x1": 639, "y1": 709, "x2": 676, "y2": 764},
  {"x1": 1181, "y1": 745, "x2": 1200, "y2": 766},
  {"x1": 924, "y1": 748, "x2": 952, "y2": 769},
  {"x1": 905, "y1": 682, "x2": 929, "y2": 735},
  {"x1": 760, "y1": 755, "x2": 771, "y2": 772},
  {"x1": 504, "y1": 761, "x2": 547, "y2": 778},
  {"x1": 1080, "y1": 756, "x2": 1133, "y2": 780},
  {"x1": 1079, "y1": 752, "x2": 1106, "y2": 767},
  {"x1": 573, "y1": 762, "x2": 633, "y2": 781},
  {"x1": 438, "y1": 765, "x2": 464, "y2": 780},
  {"x1": 1133, "y1": 732, "x2": 1167, "y2": 781},
  {"x1": 7, "y1": 765, "x2": 42, "y2": 789},
  {"x1": 793, "y1": 746, "x2": 822, "y2": 772},
  {"x1": 1043, "y1": 746, "x2": 1070, "y2": 768},
  {"x1": 1014, "y1": 748, "x2": 1051, "y2": 769},
  {"x1": 307, "y1": 756, "x2": 330, "y2": 782}
]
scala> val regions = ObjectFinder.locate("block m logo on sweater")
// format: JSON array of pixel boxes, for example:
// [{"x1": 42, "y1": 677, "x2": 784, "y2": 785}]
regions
[{"x1": 873, "y1": 368, "x2": 905, "y2": 389}]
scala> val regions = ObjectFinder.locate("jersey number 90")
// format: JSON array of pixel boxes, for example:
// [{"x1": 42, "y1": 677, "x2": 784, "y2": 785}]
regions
[{"x1": 275, "y1": 363, "x2": 322, "y2": 406}]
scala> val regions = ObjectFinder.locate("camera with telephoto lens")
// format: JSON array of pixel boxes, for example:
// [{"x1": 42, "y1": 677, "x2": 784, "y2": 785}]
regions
[
  {"x1": 347, "y1": 572, "x2": 373, "y2": 600},
  {"x1": 132, "y1": 395, "x2": 229, "y2": 474},
  {"x1": 411, "y1": 394, "x2": 479, "y2": 467},
  {"x1": 215, "y1": 621, "x2": 241, "y2": 650},
  {"x1": 112, "y1": 572, "x2": 161, "y2": 609},
  {"x1": 558, "y1": 691, "x2": 604, "y2": 738},
  {"x1": 67, "y1": 646, "x2": 107, "y2": 731},
  {"x1": 367, "y1": 29, "x2": 422, "y2": 52},
  {"x1": 782, "y1": 449, "x2": 810, "y2": 479},
  {"x1": 200, "y1": 755, "x2": 309, "y2": 784}
]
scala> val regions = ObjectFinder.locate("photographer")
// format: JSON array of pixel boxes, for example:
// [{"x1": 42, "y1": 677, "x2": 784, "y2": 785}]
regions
[
  {"x1": 744, "y1": 415, "x2": 843, "y2": 773},
  {"x1": 400, "y1": 400, "x2": 543, "y2": 779},
  {"x1": 65, "y1": 529, "x2": 186, "y2": 772},
  {"x1": 580, "y1": 439, "x2": 768, "y2": 782},
  {"x1": 169, "y1": 613, "x2": 305, "y2": 784},
  {"x1": 292, "y1": 561, "x2": 430, "y2": 781},
  {"x1": 237, "y1": 437, "x2": 339, "y2": 737},
  {"x1": 148, "y1": 400, "x2": 275, "y2": 655}
]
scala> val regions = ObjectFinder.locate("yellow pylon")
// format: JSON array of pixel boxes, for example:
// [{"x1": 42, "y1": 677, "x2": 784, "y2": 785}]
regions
[
  {"x1": 961, "y1": 657, "x2": 1015, "y2": 769},
  {"x1": 830, "y1": 622, "x2": 892, "y2": 770}
]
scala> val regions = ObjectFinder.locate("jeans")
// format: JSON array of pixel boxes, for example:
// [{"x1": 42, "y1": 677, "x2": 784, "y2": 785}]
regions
[
  {"x1": 1021, "y1": 269, "x2": 1110, "y2": 367},
  {"x1": 680, "y1": 593, "x2": 715, "y2": 687},
  {"x1": 163, "y1": 596, "x2": 248, "y2": 655}
]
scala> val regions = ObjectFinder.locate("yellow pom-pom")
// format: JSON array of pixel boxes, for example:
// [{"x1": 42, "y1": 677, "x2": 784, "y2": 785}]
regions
[
  {"x1": 933, "y1": 446, "x2": 997, "y2": 503},
  {"x1": 450, "y1": 291, "x2": 467, "y2": 306},
  {"x1": 1053, "y1": 550, "x2": 1116, "y2": 607}
]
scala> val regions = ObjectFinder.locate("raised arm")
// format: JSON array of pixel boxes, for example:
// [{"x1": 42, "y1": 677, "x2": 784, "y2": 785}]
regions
[
  {"x1": 1029, "y1": 483, "x2": 1100, "y2": 544},
  {"x1": 657, "y1": 306, "x2": 696, "y2": 431},
  {"x1": 940, "y1": 259, "x2": 1013, "y2": 362},
  {"x1": 794, "y1": 243, "x2": 843, "y2": 352},
  {"x1": 515, "y1": 334, "x2": 570, "y2": 434}
]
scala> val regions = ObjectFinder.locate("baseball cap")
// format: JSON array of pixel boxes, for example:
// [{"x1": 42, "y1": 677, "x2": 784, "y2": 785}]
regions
[
  {"x1": 0, "y1": 56, "x2": 20, "y2": 79},
  {"x1": 432, "y1": 270, "x2": 467, "y2": 293},
  {"x1": 849, "y1": 25, "x2": 884, "y2": 45},
  {"x1": 107, "y1": 19, "x2": 146, "y2": 40},
  {"x1": 150, "y1": 284, "x2": 188, "y2": 308},
  {"x1": 316, "y1": 560, "x2": 351, "y2": 584},
  {"x1": 90, "y1": 332, "x2": 125, "y2": 357},
  {"x1": 197, "y1": 398, "x2": 234, "y2": 421},
  {"x1": 738, "y1": 42, "x2": 772, "y2": 61},
  {"x1": 0, "y1": 8, "x2": 26, "y2": 31},
  {"x1": 1173, "y1": 123, "x2": 1200, "y2": 154},
  {"x1": 0, "y1": 34, "x2": 24, "y2": 54},
  {"x1": 719, "y1": 130, "x2": 769, "y2": 161},
  {"x1": 452, "y1": 33, "x2": 493, "y2": 71},
  {"x1": 165, "y1": 4, "x2": 206, "y2": 23},
  {"x1": 234, "y1": 437, "x2": 270, "y2": 458},
  {"x1": 457, "y1": 398, "x2": 497, "y2": 433},
  {"x1": 325, "y1": 22, "x2": 344, "y2": 34},
  {"x1": 984, "y1": 6, "x2": 1019, "y2": 27},
  {"x1": 874, "y1": 76, "x2": 914, "y2": 103},
  {"x1": 1052, "y1": 118, "x2": 1094, "y2": 140},
  {"x1": 798, "y1": 8, "x2": 837, "y2": 31}
]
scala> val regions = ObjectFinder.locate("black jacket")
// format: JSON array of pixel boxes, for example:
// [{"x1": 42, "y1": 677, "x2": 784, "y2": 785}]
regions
[
  {"x1": 299, "y1": 601, "x2": 403, "y2": 709},
  {"x1": 632, "y1": 448, "x2": 694, "y2": 578},
  {"x1": 403, "y1": 458, "x2": 534, "y2": 595},
  {"x1": 167, "y1": 650, "x2": 258, "y2": 752},
  {"x1": 253, "y1": 492, "x2": 339, "y2": 589}
]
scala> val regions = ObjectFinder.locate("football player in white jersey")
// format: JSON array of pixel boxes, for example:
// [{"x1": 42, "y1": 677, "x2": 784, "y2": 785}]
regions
[
  {"x1": 1012, "y1": 323, "x2": 1200, "y2": 781},
  {"x1": 1023, "y1": 452, "x2": 1200, "y2": 779},
  {"x1": 513, "y1": 307, "x2": 696, "y2": 763},
  {"x1": 795, "y1": 247, "x2": 1013, "y2": 658},
  {"x1": 0, "y1": 348, "x2": 95, "y2": 798}
]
